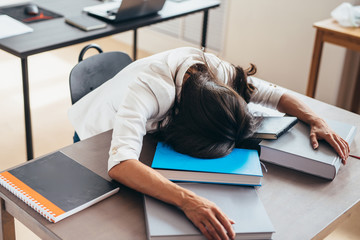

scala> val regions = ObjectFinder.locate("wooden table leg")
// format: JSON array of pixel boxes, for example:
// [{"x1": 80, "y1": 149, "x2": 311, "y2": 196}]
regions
[
  {"x1": 307, "y1": 30, "x2": 325, "y2": 98},
  {"x1": 350, "y1": 61, "x2": 360, "y2": 113},
  {"x1": 0, "y1": 198, "x2": 15, "y2": 240}
]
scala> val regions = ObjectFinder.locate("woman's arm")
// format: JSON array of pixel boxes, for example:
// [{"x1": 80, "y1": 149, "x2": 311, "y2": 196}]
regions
[
  {"x1": 277, "y1": 93, "x2": 350, "y2": 163},
  {"x1": 108, "y1": 160, "x2": 235, "y2": 240}
]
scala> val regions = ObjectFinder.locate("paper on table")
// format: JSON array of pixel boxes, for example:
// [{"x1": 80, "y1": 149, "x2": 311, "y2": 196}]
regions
[
  {"x1": 0, "y1": 15, "x2": 33, "y2": 39},
  {"x1": 248, "y1": 102, "x2": 285, "y2": 117}
]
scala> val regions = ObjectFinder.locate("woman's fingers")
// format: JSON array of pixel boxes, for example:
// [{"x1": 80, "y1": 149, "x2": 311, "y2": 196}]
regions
[
  {"x1": 310, "y1": 132, "x2": 319, "y2": 149},
  {"x1": 181, "y1": 194, "x2": 235, "y2": 240},
  {"x1": 326, "y1": 134, "x2": 344, "y2": 159},
  {"x1": 215, "y1": 211, "x2": 235, "y2": 240},
  {"x1": 324, "y1": 133, "x2": 350, "y2": 163},
  {"x1": 310, "y1": 126, "x2": 350, "y2": 164},
  {"x1": 336, "y1": 135, "x2": 350, "y2": 164},
  {"x1": 197, "y1": 220, "x2": 215, "y2": 240},
  {"x1": 199, "y1": 214, "x2": 235, "y2": 240},
  {"x1": 341, "y1": 137, "x2": 350, "y2": 158}
]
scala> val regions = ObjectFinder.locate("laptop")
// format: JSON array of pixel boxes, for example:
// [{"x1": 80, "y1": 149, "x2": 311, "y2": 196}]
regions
[{"x1": 83, "y1": 0, "x2": 166, "y2": 22}]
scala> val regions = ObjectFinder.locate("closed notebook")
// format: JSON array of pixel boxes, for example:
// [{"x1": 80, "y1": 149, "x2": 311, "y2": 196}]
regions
[
  {"x1": 152, "y1": 142, "x2": 262, "y2": 186},
  {"x1": 65, "y1": 15, "x2": 107, "y2": 31},
  {"x1": 144, "y1": 182, "x2": 275, "y2": 240},
  {"x1": 260, "y1": 119, "x2": 357, "y2": 180},
  {"x1": 0, "y1": 151, "x2": 119, "y2": 223},
  {"x1": 251, "y1": 116, "x2": 298, "y2": 140}
]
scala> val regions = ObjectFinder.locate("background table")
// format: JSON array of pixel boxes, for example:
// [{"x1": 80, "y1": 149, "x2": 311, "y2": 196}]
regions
[
  {"x1": 0, "y1": 0, "x2": 220, "y2": 161},
  {"x1": 306, "y1": 18, "x2": 360, "y2": 113},
  {"x1": 0, "y1": 90, "x2": 359, "y2": 239}
]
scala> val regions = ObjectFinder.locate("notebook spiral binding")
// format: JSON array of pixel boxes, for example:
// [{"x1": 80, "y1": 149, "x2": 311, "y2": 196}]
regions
[{"x1": 0, "y1": 174, "x2": 56, "y2": 222}]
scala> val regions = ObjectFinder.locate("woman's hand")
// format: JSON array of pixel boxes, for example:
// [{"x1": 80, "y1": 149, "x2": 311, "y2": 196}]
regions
[
  {"x1": 180, "y1": 194, "x2": 235, "y2": 240},
  {"x1": 277, "y1": 93, "x2": 350, "y2": 164},
  {"x1": 109, "y1": 160, "x2": 235, "y2": 240},
  {"x1": 309, "y1": 117, "x2": 350, "y2": 164}
]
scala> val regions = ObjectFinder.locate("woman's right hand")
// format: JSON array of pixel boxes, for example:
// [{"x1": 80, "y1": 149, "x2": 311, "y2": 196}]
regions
[
  {"x1": 180, "y1": 193, "x2": 235, "y2": 240},
  {"x1": 109, "y1": 160, "x2": 235, "y2": 240}
]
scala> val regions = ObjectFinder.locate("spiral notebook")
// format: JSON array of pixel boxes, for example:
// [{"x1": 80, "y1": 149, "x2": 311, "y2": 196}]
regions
[{"x1": 0, "y1": 151, "x2": 119, "y2": 223}]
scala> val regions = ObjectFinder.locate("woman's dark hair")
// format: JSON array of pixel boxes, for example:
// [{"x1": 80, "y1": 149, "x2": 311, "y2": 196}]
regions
[
  {"x1": 157, "y1": 63, "x2": 259, "y2": 159},
  {"x1": 232, "y1": 63, "x2": 257, "y2": 103}
]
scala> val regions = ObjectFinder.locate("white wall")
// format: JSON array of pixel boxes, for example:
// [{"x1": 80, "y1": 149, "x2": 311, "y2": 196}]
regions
[
  {"x1": 223, "y1": 0, "x2": 356, "y2": 105},
  {"x1": 114, "y1": 0, "x2": 358, "y2": 106}
]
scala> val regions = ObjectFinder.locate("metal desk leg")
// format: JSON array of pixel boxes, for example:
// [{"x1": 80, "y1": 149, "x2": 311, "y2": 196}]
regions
[
  {"x1": 133, "y1": 28, "x2": 137, "y2": 60},
  {"x1": 0, "y1": 198, "x2": 15, "y2": 240},
  {"x1": 201, "y1": 10, "x2": 209, "y2": 50},
  {"x1": 21, "y1": 57, "x2": 34, "y2": 160}
]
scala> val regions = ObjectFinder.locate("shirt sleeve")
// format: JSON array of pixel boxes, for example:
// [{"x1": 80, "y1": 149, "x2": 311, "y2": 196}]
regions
[
  {"x1": 107, "y1": 79, "x2": 158, "y2": 171},
  {"x1": 204, "y1": 52, "x2": 235, "y2": 85},
  {"x1": 107, "y1": 65, "x2": 176, "y2": 171},
  {"x1": 248, "y1": 76, "x2": 287, "y2": 109}
]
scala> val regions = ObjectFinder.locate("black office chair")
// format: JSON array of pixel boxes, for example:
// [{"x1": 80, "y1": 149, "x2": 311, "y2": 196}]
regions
[
  {"x1": 69, "y1": 43, "x2": 133, "y2": 104},
  {"x1": 69, "y1": 43, "x2": 133, "y2": 141}
]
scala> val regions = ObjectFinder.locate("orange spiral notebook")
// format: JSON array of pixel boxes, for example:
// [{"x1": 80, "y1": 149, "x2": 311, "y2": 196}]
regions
[{"x1": 0, "y1": 151, "x2": 119, "y2": 223}]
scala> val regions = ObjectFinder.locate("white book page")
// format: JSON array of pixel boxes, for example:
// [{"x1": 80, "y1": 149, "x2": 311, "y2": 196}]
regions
[
  {"x1": 248, "y1": 102, "x2": 285, "y2": 117},
  {"x1": 0, "y1": 15, "x2": 33, "y2": 39}
]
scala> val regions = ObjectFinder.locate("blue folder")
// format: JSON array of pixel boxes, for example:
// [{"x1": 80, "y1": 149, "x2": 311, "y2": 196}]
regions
[{"x1": 152, "y1": 142, "x2": 263, "y2": 186}]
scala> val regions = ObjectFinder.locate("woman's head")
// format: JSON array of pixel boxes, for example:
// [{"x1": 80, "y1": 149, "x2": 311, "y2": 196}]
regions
[{"x1": 159, "y1": 64, "x2": 259, "y2": 159}]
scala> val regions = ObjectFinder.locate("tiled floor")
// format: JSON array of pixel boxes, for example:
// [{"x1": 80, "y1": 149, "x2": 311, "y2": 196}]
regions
[{"x1": 0, "y1": 35, "x2": 359, "y2": 239}]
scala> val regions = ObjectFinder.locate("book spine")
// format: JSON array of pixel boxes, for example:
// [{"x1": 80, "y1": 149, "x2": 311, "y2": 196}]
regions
[{"x1": 0, "y1": 172, "x2": 62, "y2": 223}]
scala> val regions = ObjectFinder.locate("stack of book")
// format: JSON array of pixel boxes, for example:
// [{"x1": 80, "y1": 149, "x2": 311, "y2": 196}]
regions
[
  {"x1": 146, "y1": 116, "x2": 357, "y2": 239},
  {"x1": 148, "y1": 141, "x2": 274, "y2": 239}
]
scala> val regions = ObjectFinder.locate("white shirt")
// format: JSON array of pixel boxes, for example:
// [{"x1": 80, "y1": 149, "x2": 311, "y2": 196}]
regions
[{"x1": 68, "y1": 47, "x2": 286, "y2": 171}]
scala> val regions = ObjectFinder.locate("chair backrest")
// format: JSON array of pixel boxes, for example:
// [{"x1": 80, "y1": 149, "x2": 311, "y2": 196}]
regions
[{"x1": 69, "y1": 44, "x2": 133, "y2": 104}]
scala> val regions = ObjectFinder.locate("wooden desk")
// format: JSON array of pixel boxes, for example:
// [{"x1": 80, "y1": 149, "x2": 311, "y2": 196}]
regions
[
  {"x1": 306, "y1": 18, "x2": 360, "y2": 113},
  {"x1": 0, "y1": 0, "x2": 220, "y2": 161},
  {"x1": 0, "y1": 92, "x2": 359, "y2": 239}
]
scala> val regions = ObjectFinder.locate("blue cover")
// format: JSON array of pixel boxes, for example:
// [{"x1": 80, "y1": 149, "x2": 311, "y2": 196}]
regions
[{"x1": 152, "y1": 142, "x2": 263, "y2": 177}]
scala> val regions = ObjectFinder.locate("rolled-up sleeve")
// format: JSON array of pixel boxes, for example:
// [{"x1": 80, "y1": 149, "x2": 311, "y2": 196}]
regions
[
  {"x1": 107, "y1": 68, "x2": 175, "y2": 171},
  {"x1": 248, "y1": 77, "x2": 287, "y2": 109},
  {"x1": 107, "y1": 79, "x2": 159, "y2": 171}
]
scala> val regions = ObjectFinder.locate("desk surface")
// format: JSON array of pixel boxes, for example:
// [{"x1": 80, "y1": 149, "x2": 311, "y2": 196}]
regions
[
  {"x1": 0, "y1": 0, "x2": 220, "y2": 58},
  {"x1": 314, "y1": 18, "x2": 360, "y2": 38},
  {"x1": 0, "y1": 91, "x2": 359, "y2": 239}
]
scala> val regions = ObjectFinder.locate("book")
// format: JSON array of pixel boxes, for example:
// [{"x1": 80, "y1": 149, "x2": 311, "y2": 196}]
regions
[
  {"x1": 259, "y1": 119, "x2": 357, "y2": 180},
  {"x1": 251, "y1": 116, "x2": 298, "y2": 140},
  {"x1": 0, "y1": 151, "x2": 119, "y2": 223},
  {"x1": 151, "y1": 142, "x2": 262, "y2": 186},
  {"x1": 65, "y1": 15, "x2": 107, "y2": 31},
  {"x1": 144, "y1": 182, "x2": 275, "y2": 240}
]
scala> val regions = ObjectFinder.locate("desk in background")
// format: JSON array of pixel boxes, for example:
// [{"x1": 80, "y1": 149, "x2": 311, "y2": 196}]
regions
[
  {"x1": 307, "y1": 18, "x2": 360, "y2": 113},
  {"x1": 0, "y1": 0, "x2": 220, "y2": 161},
  {"x1": 0, "y1": 90, "x2": 359, "y2": 239}
]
